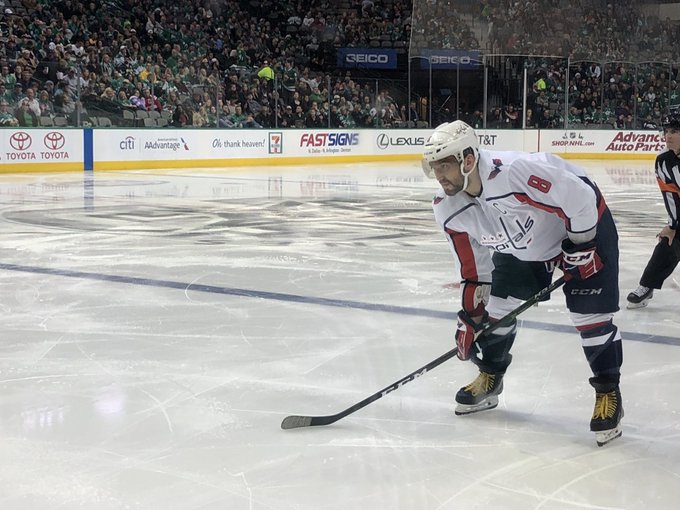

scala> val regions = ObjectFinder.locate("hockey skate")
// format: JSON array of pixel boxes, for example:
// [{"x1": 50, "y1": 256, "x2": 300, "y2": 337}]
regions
[
  {"x1": 455, "y1": 371, "x2": 503, "y2": 415},
  {"x1": 626, "y1": 285, "x2": 653, "y2": 309},
  {"x1": 590, "y1": 379, "x2": 623, "y2": 447}
]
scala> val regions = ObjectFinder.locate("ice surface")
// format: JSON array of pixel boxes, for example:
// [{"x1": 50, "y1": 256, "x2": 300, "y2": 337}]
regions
[{"x1": 0, "y1": 161, "x2": 678, "y2": 509}]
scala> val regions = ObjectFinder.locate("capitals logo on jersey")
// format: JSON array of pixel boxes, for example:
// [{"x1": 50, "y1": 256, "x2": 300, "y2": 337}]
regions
[
  {"x1": 480, "y1": 213, "x2": 535, "y2": 252},
  {"x1": 488, "y1": 158, "x2": 504, "y2": 179}
]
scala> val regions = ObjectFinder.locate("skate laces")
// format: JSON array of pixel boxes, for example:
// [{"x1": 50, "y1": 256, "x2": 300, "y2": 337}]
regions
[
  {"x1": 464, "y1": 373, "x2": 495, "y2": 396},
  {"x1": 631, "y1": 285, "x2": 650, "y2": 297},
  {"x1": 593, "y1": 391, "x2": 618, "y2": 420}
]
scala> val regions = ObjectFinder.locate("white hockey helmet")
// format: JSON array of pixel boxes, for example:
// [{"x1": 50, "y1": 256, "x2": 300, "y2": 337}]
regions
[{"x1": 422, "y1": 120, "x2": 480, "y2": 179}]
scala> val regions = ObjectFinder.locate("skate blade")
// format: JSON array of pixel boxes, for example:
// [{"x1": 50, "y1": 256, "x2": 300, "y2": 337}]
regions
[
  {"x1": 595, "y1": 425, "x2": 622, "y2": 447},
  {"x1": 455, "y1": 396, "x2": 499, "y2": 416},
  {"x1": 626, "y1": 299, "x2": 650, "y2": 309}
]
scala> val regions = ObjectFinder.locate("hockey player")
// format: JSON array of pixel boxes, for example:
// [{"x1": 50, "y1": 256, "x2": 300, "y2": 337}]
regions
[
  {"x1": 422, "y1": 121, "x2": 623, "y2": 446},
  {"x1": 627, "y1": 110, "x2": 680, "y2": 308}
]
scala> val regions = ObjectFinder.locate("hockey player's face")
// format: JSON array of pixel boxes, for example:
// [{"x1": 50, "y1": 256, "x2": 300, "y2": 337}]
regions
[
  {"x1": 431, "y1": 161, "x2": 464, "y2": 195},
  {"x1": 664, "y1": 127, "x2": 680, "y2": 154}
]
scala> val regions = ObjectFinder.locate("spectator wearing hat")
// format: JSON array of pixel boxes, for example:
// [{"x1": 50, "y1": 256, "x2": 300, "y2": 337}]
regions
[
  {"x1": 0, "y1": 100, "x2": 19, "y2": 126},
  {"x1": 279, "y1": 104, "x2": 294, "y2": 127}
]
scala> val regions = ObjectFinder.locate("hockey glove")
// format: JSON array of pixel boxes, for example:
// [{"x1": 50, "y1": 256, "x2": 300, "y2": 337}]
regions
[
  {"x1": 456, "y1": 310, "x2": 488, "y2": 361},
  {"x1": 561, "y1": 238, "x2": 603, "y2": 280}
]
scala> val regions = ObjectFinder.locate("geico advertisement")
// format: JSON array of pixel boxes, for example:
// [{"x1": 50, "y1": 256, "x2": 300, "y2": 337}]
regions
[
  {"x1": 96, "y1": 130, "x2": 271, "y2": 161},
  {"x1": 540, "y1": 130, "x2": 665, "y2": 154},
  {"x1": 0, "y1": 129, "x2": 83, "y2": 164}
]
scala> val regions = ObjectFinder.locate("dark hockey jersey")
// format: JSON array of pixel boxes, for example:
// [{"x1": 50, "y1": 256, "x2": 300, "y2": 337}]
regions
[{"x1": 655, "y1": 149, "x2": 680, "y2": 230}]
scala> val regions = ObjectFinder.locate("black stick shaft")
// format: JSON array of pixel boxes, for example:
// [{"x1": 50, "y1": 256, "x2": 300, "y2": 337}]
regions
[{"x1": 281, "y1": 276, "x2": 565, "y2": 430}]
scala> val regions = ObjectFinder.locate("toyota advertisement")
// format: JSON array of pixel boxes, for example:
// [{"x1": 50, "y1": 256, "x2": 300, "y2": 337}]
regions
[{"x1": 0, "y1": 129, "x2": 83, "y2": 170}]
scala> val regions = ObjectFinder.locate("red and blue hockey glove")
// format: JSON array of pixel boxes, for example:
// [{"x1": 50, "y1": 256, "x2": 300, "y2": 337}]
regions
[
  {"x1": 456, "y1": 310, "x2": 488, "y2": 360},
  {"x1": 561, "y1": 238, "x2": 603, "y2": 280}
]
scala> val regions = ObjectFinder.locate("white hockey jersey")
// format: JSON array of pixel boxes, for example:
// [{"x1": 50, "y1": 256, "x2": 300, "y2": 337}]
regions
[{"x1": 432, "y1": 150, "x2": 602, "y2": 282}]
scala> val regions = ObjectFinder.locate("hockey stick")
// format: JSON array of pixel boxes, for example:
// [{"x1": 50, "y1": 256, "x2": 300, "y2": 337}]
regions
[{"x1": 281, "y1": 276, "x2": 566, "y2": 430}]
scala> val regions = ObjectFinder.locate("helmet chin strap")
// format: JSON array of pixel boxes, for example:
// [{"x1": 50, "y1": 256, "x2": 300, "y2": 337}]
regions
[{"x1": 460, "y1": 160, "x2": 476, "y2": 195}]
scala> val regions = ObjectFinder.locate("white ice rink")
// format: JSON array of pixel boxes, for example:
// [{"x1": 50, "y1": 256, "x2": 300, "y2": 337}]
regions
[{"x1": 0, "y1": 160, "x2": 678, "y2": 509}]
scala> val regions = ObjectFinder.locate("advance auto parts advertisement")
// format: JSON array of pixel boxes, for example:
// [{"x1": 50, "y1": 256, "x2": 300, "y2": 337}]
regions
[{"x1": 540, "y1": 130, "x2": 665, "y2": 155}]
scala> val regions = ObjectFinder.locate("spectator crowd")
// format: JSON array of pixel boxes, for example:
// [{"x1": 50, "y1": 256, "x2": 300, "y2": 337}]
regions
[{"x1": 0, "y1": 0, "x2": 678, "y2": 130}]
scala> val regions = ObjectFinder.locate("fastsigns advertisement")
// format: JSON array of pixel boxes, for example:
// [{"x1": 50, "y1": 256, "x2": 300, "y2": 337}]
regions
[{"x1": 298, "y1": 132, "x2": 361, "y2": 154}]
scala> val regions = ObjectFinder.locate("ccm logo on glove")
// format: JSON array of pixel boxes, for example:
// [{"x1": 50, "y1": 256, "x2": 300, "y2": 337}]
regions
[{"x1": 561, "y1": 239, "x2": 603, "y2": 280}]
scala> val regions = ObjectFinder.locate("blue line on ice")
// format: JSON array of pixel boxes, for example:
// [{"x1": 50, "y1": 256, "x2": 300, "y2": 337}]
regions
[{"x1": 0, "y1": 262, "x2": 676, "y2": 347}]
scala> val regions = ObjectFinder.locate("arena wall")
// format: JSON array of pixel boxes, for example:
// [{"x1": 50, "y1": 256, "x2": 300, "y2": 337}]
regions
[{"x1": 0, "y1": 128, "x2": 661, "y2": 173}]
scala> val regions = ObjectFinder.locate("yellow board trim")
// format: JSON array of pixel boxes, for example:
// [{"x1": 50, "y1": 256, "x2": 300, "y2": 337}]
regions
[
  {"x1": 94, "y1": 154, "x2": 424, "y2": 170},
  {"x1": 0, "y1": 162, "x2": 84, "y2": 173},
  {"x1": 0, "y1": 152, "x2": 655, "y2": 173}
]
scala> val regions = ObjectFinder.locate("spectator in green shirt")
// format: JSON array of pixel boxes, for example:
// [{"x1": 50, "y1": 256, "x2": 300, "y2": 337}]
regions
[
  {"x1": 281, "y1": 60, "x2": 298, "y2": 101},
  {"x1": 670, "y1": 80, "x2": 680, "y2": 108},
  {"x1": 15, "y1": 99, "x2": 38, "y2": 127},
  {"x1": 228, "y1": 105, "x2": 247, "y2": 127}
]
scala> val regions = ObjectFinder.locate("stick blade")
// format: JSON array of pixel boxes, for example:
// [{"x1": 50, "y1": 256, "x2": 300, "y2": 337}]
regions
[{"x1": 281, "y1": 415, "x2": 313, "y2": 429}]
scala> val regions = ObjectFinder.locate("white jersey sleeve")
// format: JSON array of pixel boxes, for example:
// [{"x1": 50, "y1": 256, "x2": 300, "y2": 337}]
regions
[
  {"x1": 432, "y1": 189, "x2": 494, "y2": 284},
  {"x1": 502, "y1": 152, "x2": 600, "y2": 239}
]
